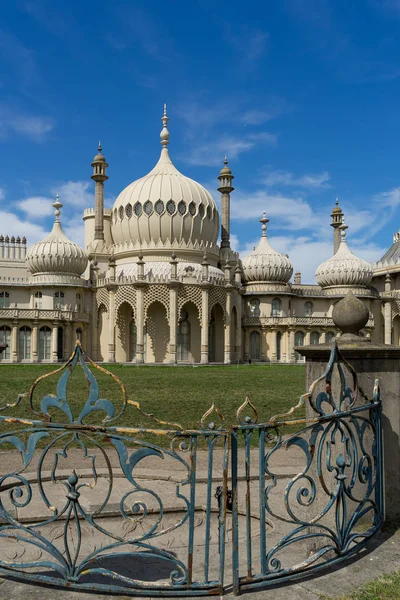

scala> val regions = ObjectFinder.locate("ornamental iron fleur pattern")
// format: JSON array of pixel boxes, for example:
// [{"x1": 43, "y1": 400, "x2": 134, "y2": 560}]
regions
[{"x1": 0, "y1": 340, "x2": 383, "y2": 596}]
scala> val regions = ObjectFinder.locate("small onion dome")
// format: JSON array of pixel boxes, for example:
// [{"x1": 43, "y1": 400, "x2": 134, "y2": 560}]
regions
[
  {"x1": 242, "y1": 213, "x2": 293, "y2": 283},
  {"x1": 219, "y1": 156, "x2": 232, "y2": 177},
  {"x1": 315, "y1": 226, "x2": 373, "y2": 288},
  {"x1": 331, "y1": 197, "x2": 343, "y2": 214},
  {"x1": 93, "y1": 141, "x2": 106, "y2": 162},
  {"x1": 26, "y1": 196, "x2": 88, "y2": 277},
  {"x1": 111, "y1": 105, "x2": 219, "y2": 249}
]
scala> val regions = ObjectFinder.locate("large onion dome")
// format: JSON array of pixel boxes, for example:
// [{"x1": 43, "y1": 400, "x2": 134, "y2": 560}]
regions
[
  {"x1": 26, "y1": 197, "x2": 88, "y2": 279},
  {"x1": 242, "y1": 213, "x2": 293, "y2": 284},
  {"x1": 111, "y1": 106, "x2": 219, "y2": 255},
  {"x1": 316, "y1": 226, "x2": 373, "y2": 288}
]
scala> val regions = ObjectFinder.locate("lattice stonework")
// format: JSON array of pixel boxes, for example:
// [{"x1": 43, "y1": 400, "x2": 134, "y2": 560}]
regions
[
  {"x1": 230, "y1": 289, "x2": 240, "y2": 316},
  {"x1": 381, "y1": 298, "x2": 400, "y2": 321},
  {"x1": 209, "y1": 285, "x2": 227, "y2": 321},
  {"x1": 115, "y1": 285, "x2": 137, "y2": 317},
  {"x1": 178, "y1": 285, "x2": 203, "y2": 322},
  {"x1": 143, "y1": 284, "x2": 170, "y2": 322},
  {"x1": 96, "y1": 287, "x2": 109, "y2": 310}
]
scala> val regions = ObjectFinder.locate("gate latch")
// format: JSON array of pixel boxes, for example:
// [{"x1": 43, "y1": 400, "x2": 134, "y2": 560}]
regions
[{"x1": 214, "y1": 485, "x2": 233, "y2": 512}]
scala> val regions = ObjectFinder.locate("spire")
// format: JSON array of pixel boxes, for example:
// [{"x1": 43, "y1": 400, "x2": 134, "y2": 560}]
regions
[
  {"x1": 331, "y1": 197, "x2": 344, "y2": 254},
  {"x1": 53, "y1": 194, "x2": 63, "y2": 223},
  {"x1": 260, "y1": 211, "x2": 269, "y2": 237},
  {"x1": 160, "y1": 103, "x2": 170, "y2": 148},
  {"x1": 98, "y1": 140, "x2": 102, "y2": 153},
  {"x1": 218, "y1": 156, "x2": 235, "y2": 250}
]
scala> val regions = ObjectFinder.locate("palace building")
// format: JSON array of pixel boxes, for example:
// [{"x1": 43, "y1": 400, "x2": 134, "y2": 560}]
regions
[{"x1": 0, "y1": 107, "x2": 397, "y2": 363}]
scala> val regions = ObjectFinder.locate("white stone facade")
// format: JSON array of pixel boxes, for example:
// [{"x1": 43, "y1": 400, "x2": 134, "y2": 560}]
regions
[{"x1": 0, "y1": 109, "x2": 397, "y2": 364}]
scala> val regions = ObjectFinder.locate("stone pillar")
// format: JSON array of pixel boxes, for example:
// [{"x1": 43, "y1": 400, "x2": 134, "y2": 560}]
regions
[
  {"x1": 384, "y1": 301, "x2": 392, "y2": 345},
  {"x1": 243, "y1": 328, "x2": 249, "y2": 362},
  {"x1": 271, "y1": 328, "x2": 277, "y2": 361},
  {"x1": 32, "y1": 321, "x2": 38, "y2": 363},
  {"x1": 201, "y1": 285, "x2": 210, "y2": 364},
  {"x1": 288, "y1": 328, "x2": 295, "y2": 362},
  {"x1": 51, "y1": 323, "x2": 58, "y2": 362},
  {"x1": 224, "y1": 288, "x2": 232, "y2": 364},
  {"x1": 305, "y1": 329, "x2": 311, "y2": 345},
  {"x1": 298, "y1": 293, "x2": 400, "y2": 522},
  {"x1": 65, "y1": 322, "x2": 71, "y2": 357},
  {"x1": 260, "y1": 326, "x2": 267, "y2": 361},
  {"x1": 82, "y1": 324, "x2": 88, "y2": 353},
  {"x1": 91, "y1": 292, "x2": 98, "y2": 361},
  {"x1": 11, "y1": 321, "x2": 18, "y2": 363},
  {"x1": 235, "y1": 293, "x2": 242, "y2": 362},
  {"x1": 169, "y1": 286, "x2": 178, "y2": 364},
  {"x1": 108, "y1": 287, "x2": 116, "y2": 362}
]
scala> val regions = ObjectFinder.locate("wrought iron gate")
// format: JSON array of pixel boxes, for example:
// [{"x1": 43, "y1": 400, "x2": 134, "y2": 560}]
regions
[{"x1": 0, "y1": 341, "x2": 384, "y2": 596}]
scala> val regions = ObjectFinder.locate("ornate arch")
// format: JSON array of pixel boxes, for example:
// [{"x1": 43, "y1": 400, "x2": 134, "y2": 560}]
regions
[
  {"x1": 115, "y1": 286, "x2": 137, "y2": 316},
  {"x1": 209, "y1": 286, "x2": 227, "y2": 322},
  {"x1": 178, "y1": 286, "x2": 202, "y2": 324},
  {"x1": 144, "y1": 285, "x2": 170, "y2": 323},
  {"x1": 96, "y1": 288, "x2": 109, "y2": 310}
]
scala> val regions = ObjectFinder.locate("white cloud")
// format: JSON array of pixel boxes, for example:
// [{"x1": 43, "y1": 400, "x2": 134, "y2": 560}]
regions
[
  {"x1": 0, "y1": 211, "x2": 47, "y2": 246},
  {"x1": 0, "y1": 106, "x2": 54, "y2": 142},
  {"x1": 182, "y1": 132, "x2": 277, "y2": 167},
  {"x1": 0, "y1": 188, "x2": 5, "y2": 201},
  {"x1": 375, "y1": 187, "x2": 400, "y2": 207},
  {"x1": 263, "y1": 169, "x2": 331, "y2": 189},
  {"x1": 18, "y1": 197, "x2": 54, "y2": 219},
  {"x1": 51, "y1": 181, "x2": 92, "y2": 207}
]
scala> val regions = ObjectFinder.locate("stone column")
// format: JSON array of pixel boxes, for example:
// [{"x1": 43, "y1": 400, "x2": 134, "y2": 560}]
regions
[
  {"x1": 65, "y1": 322, "x2": 71, "y2": 357},
  {"x1": 271, "y1": 328, "x2": 277, "y2": 361},
  {"x1": 82, "y1": 324, "x2": 88, "y2": 353},
  {"x1": 260, "y1": 326, "x2": 267, "y2": 361},
  {"x1": 11, "y1": 321, "x2": 18, "y2": 363},
  {"x1": 51, "y1": 322, "x2": 58, "y2": 362},
  {"x1": 384, "y1": 301, "x2": 392, "y2": 345},
  {"x1": 91, "y1": 292, "x2": 98, "y2": 361},
  {"x1": 298, "y1": 293, "x2": 400, "y2": 522},
  {"x1": 224, "y1": 287, "x2": 232, "y2": 364},
  {"x1": 169, "y1": 285, "x2": 178, "y2": 364},
  {"x1": 305, "y1": 329, "x2": 311, "y2": 345},
  {"x1": 243, "y1": 328, "x2": 249, "y2": 362},
  {"x1": 288, "y1": 328, "x2": 295, "y2": 362},
  {"x1": 235, "y1": 292, "x2": 242, "y2": 362},
  {"x1": 201, "y1": 285, "x2": 210, "y2": 364},
  {"x1": 32, "y1": 321, "x2": 38, "y2": 363},
  {"x1": 108, "y1": 286, "x2": 116, "y2": 362}
]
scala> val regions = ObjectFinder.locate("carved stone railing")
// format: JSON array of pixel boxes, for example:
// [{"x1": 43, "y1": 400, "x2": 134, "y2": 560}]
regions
[
  {"x1": 0, "y1": 308, "x2": 90, "y2": 322},
  {"x1": 243, "y1": 315, "x2": 375, "y2": 328}
]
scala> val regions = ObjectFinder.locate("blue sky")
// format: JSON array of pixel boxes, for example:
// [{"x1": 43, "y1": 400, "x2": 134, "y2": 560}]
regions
[{"x1": 1, "y1": 0, "x2": 400, "y2": 282}]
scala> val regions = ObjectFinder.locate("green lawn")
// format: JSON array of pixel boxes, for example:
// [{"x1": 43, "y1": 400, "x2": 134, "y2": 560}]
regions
[
  {"x1": 0, "y1": 362, "x2": 306, "y2": 435},
  {"x1": 322, "y1": 571, "x2": 400, "y2": 599}
]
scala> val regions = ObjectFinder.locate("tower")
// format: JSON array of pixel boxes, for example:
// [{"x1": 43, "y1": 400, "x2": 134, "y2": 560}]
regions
[
  {"x1": 218, "y1": 157, "x2": 234, "y2": 250},
  {"x1": 91, "y1": 142, "x2": 109, "y2": 241},
  {"x1": 330, "y1": 197, "x2": 343, "y2": 254}
]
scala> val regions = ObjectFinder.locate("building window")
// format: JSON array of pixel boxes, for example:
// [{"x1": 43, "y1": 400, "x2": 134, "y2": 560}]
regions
[
  {"x1": 54, "y1": 291, "x2": 65, "y2": 309},
  {"x1": 276, "y1": 331, "x2": 282, "y2": 361},
  {"x1": 76, "y1": 328, "x2": 82, "y2": 342},
  {"x1": 19, "y1": 326, "x2": 31, "y2": 360},
  {"x1": 250, "y1": 331, "x2": 261, "y2": 360},
  {"x1": 272, "y1": 298, "x2": 281, "y2": 317},
  {"x1": 39, "y1": 326, "x2": 51, "y2": 361},
  {"x1": 34, "y1": 291, "x2": 42, "y2": 309},
  {"x1": 0, "y1": 325, "x2": 11, "y2": 359},
  {"x1": 326, "y1": 331, "x2": 336, "y2": 343},
  {"x1": 305, "y1": 301, "x2": 313, "y2": 317},
  {"x1": 177, "y1": 312, "x2": 190, "y2": 362},
  {"x1": 294, "y1": 331, "x2": 305, "y2": 361},
  {"x1": 249, "y1": 298, "x2": 260, "y2": 317},
  {"x1": 310, "y1": 331, "x2": 320, "y2": 345},
  {"x1": 76, "y1": 293, "x2": 82, "y2": 312},
  {"x1": 0, "y1": 292, "x2": 10, "y2": 309}
]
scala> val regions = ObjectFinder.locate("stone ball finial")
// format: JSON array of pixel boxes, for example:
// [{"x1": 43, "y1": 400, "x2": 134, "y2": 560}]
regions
[{"x1": 332, "y1": 291, "x2": 369, "y2": 339}]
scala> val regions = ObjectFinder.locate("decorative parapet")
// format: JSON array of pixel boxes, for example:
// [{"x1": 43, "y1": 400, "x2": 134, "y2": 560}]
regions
[
  {"x1": 0, "y1": 308, "x2": 90, "y2": 322},
  {"x1": 0, "y1": 275, "x2": 90, "y2": 287},
  {"x1": 242, "y1": 315, "x2": 375, "y2": 328},
  {"x1": 95, "y1": 271, "x2": 226, "y2": 288}
]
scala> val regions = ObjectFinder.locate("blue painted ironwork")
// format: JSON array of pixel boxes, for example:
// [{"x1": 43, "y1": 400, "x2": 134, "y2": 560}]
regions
[
  {"x1": 231, "y1": 340, "x2": 383, "y2": 594},
  {"x1": 0, "y1": 340, "x2": 383, "y2": 596},
  {"x1": 0, "y1": 342, "x2": 228, "y2": 596}
]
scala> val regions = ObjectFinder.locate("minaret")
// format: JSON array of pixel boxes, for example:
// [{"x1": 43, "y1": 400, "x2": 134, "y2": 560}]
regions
[
  {"x1": 218, "y1": 156, "x2": 234, "y2": 249},
  {"x1": 91, "y1": 142, "x2": 109, "y2": 241},
  {"x1": 330, "y1": 197, "x2": 343, "y2": 254}
]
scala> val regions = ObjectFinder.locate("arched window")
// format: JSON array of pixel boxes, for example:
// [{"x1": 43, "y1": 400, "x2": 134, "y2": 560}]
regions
[
  {"x1": 326, "y1": 331, "x2": 336, "y2": 343},
  {"x1": 272, "y1": 298, "x2": 281, "y2": 317},
  {"x1": 19, "y1": 326, "x2": 31, "y2": 360},
  {"x1": 34, "y1": 291, "x2": 42, "y2": 309},
  {"x1": 250, "y1": 331, "x2": 261, "y2": 360},
  {"x1": 305, "y1": 301, "x2": 313, "y2": 317},
  {"x1": 76, "y1": 293, "x2": 82, "y2": 312},
  {"x1": 177, "y1": 311, "x2": 190, "y2": 362},
  {"x1": 0, "y1": 292, "x2": 10, "y2": 309},
  {"x1": 54, "y1": 291, "x2": 65, "y2": 309},
  {"x1": 76, "y1": 328, "x2": 82, "y2": 342},
  {"x1": 310, "y1": 331, "x2": 320, "y2": 345},
  {"x1": 249, "y1": 298, "x2": 260, "y2": 317},
  {"x1": 276, "y1": 331, "x2": 282, "y2": 361},
  {"x1": 0, "y1": 325, "x2": 11, "y2": 359},
  {"x1": 39, "y1": 326, "x2": 51, "y2": 360},
  {"x1": 294, "y1": 331, "x2": 305, "y2": 361}
]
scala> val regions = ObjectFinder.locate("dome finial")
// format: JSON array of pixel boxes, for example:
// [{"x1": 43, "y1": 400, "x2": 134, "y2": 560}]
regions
[
  {"x1": 52, "y1": 194, "x2": 63, "y2": 222},
  {"x1": 224, "y1": 155, "x2": 228, "y2": 165},
  {"x1": 160, "y1": 104, "x2": 170, "y2": 147},
  {"x1": 98, "y1": 140, "x2": 102, "y2": 153},
  {"x1": 336, "y1": 196, "x2": 339, "y2": 206},
  {"x1": 259, "y1": 211, "x2": 269, "y2": 237},
  {"x1": 340, "y1": 217, "x2": 348, "y2": 241}
]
